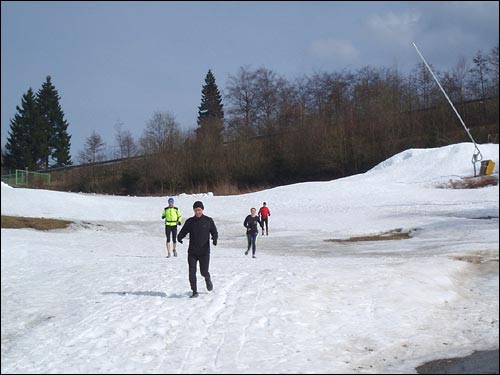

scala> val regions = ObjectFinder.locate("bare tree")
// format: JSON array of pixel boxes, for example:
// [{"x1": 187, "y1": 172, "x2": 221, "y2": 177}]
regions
[
  {"x1": 78, "y1": 131, "x2": 106, "y2": 164},
  {"x1": 488, "y1": 42, "x2": 499, "y2": 95},
  {"x1": 137, "y1": 111, "x2": 185, "y2": 194},
  {"x1": 450, "y1": 56, "x2": 470, "y2": 101},
  {"x1": 139, "y1": 111, "x2": 181, "y2": 154},
  {"x1": 254, "y1": 67, "x2": 286, "y2": 135},
  {"x1": 412, "y1": 62, "x2": 441, "y2": 108},
  {"x1": 301, "y1": 70, "x2": 353, "y2": 127},
  {"x1": 469, "y1": 49, "x2": 490, "y2": 99},
  {"x1": 114, "y1": 121, "x2": 137, "y2": 159},
  {"x1": 225, "y1": 66, "x2": 260, "y2": 139}
]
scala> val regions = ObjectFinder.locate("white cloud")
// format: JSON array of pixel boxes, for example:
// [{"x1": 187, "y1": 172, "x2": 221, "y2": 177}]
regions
[
  {"x1": 307, "y1": 38, "x2": 359, "y2": 64},
  {"x1": 366, "y1": 10, "x2": 421, "y2": 47}
]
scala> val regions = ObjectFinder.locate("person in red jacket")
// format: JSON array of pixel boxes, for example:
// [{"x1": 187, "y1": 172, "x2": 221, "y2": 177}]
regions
[{"x1": 258, "y1": 202, "x2": 271, "y2": 235}]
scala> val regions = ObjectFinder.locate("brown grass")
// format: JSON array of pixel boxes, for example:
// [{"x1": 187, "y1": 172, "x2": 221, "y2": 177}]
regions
[
  {"x1": 449, "y1": 255, "x2": 484, "y2": 264},
  {"x1": 325, "y1": 230, "x2": 412, "y2": 243},
  {"x1": 1, "y1": 215, "x2": 73, "y2": 230},
  {"x1": 436, "y1": 175, "x2": 498, "y2": 189},
  {"x1": 212, "y1": 181, "x2": 272, "y2": 196}
]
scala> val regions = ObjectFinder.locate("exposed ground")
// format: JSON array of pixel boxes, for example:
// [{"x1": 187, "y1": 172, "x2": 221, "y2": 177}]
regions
[{"x1": 1, "y1": 215, "x2": 73, "y2": 230}]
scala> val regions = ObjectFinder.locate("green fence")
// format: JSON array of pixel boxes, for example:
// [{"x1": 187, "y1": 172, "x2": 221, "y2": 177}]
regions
[{"x1": 1, "y1": 169, "x2": 51, "y2": 187}]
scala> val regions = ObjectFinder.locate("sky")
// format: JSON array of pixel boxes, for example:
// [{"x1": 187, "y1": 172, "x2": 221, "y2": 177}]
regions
[
  {"x1": 1, "y1": 1, "x2": 499, "y2": 161},
  {"x1": 1, "y1": 141, "x2": 499, "y2": 373}
]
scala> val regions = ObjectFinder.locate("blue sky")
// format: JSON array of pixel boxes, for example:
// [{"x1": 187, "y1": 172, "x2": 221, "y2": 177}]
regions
[{"x1": 1, "y1": 1, "x2": 498, "y2": 161}]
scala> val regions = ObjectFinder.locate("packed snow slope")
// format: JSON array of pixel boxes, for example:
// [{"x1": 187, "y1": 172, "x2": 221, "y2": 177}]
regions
[{"x1": 1, "y1": 142, "x2": 499, "y2": 374}]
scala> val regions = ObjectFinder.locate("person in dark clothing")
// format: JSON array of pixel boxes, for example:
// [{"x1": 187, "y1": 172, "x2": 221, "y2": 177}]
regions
[
  {"x1": 258, "y1": 202, "x2": 271, "y2": 235},
  {"x1": 244, "y1": 207, "x2": 263, "y2": 258},
  {"x1": 177, "y1": 201, "x2": 218, "y2": 298}
]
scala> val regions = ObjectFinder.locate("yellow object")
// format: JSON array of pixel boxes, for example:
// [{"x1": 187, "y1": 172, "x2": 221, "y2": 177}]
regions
[
  {"x1": 479, "y1": 160, "x2": 495, "y2": 176},
  {"x1": 162, "y1": 207, "x2": 182, "y2": 226}
]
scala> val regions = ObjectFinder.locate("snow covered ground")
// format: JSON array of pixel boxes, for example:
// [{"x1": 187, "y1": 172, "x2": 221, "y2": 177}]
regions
[{"x1": 1, "y1": 142, "x2": 499, "y2": 374}]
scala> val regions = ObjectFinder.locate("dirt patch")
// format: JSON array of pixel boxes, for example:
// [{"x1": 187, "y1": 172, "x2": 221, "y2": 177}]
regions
[
  {"x1": 1, "y1": 215, "x2": 73, "y2": 230},
  {"x1": 436, "y1": 175, "x2": 498, "y2": 189},
  {"x1": 449, "y1": 254, "x2": 499, "y2": 264},
  {"x1": 325, "y1": 228, "x2": 413, "y2": 243},
  {"x1": 449, "y1": 255, "x2": 484, "y2": 264}
]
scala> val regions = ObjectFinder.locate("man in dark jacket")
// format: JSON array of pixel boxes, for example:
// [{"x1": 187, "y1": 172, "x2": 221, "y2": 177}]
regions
[{"x1": 177, "y1": 201, "x2": 218, "y2": 298}]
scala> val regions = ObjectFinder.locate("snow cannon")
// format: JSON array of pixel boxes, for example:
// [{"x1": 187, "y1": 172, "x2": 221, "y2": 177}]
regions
[{"x1": 479, "y1": 160, "x2": 495, "y2": 176}]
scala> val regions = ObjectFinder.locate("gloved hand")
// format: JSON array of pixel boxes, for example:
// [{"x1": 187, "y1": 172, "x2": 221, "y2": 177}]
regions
[
  {"x1": 178, "y1": 238, "x2": 183, "y2": 244},
  {"x1": 212, "y1": 239, "x2": 217, "y2": 246}
]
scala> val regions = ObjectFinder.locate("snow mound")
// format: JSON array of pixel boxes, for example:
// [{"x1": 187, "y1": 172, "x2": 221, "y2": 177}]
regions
[
  {"x1": 1, "y1": 181, "x2": 13, "y2": 189},
  {"x1": 367, "y1": 142, "x2": 499, "y2": 183}
]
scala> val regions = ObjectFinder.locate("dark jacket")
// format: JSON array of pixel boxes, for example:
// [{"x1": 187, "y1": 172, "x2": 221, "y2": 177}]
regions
[
  {"x1": 244, "y1": 215, "x2": 262, "y2": 235},
  {"x1": 178, "y1": 214, "x2": 218, "y2": 255}
]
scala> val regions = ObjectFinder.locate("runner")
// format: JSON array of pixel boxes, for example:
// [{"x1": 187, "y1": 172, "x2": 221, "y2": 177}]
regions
[
  {"x1": 177, "y1": 201, "x2": 218, "y2": 298},
  {"x1": 258, "y1": 202, "x2": 271, "y2": 235},
  {"x1": 244, "y1": 207, "x2": 263, "y2": 258},
  {"x1": 161, "y1": 197, "x2": 182, "y2": 258}
]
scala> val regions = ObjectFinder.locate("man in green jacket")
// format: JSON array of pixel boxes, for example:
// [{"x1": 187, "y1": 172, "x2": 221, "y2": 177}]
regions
[{"x1": 162, "y1": 197, "x2": 182, "y2": 258}]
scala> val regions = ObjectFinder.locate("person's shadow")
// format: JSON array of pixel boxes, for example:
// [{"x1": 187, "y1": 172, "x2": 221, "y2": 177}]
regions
[
  {"x1": 101, "y1": 291, "x2": 167, "y2": 297},
  {"x1": 101, "y1": 291, "x2": 190, "y2": 298}
]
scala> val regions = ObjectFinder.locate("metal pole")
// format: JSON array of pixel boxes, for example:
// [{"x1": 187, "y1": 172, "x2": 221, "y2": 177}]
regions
[{"x1": 412, "y1": 42, "x2": 483, "y2": 175}]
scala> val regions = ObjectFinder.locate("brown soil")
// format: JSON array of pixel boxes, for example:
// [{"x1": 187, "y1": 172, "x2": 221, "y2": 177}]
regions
[{"x1": 1, "y1": 215, "x2": 73, "y2": 230}]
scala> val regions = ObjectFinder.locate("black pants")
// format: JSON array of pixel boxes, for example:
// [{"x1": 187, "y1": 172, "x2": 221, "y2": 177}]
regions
[
  {"x1": 262, "y1": 218, "x2": 268, "y2": 233},
  {"x1": 188, "y1": 253, "x2": 211, "y2": 293},
  {"x1": 165, "y1": 226, "x2": 178, "y2": 243},
  {"x1": 247, "y1": 232, "x2": 257, "y2": 255}
]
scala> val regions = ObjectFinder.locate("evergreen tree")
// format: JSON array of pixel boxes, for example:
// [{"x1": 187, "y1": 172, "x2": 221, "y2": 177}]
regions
[
  {"x1": 196, "y1": 69, "x2": 224, "y2": 143},
  {"x1": 4, "y1": 88, "x2": 42, "y2": 170},
  {"x1": 36, "y1": 76, "x2": 72, "y2": 168},
  {"x1": 192, "y1": 70, "x2": 226, "y2": 185}
]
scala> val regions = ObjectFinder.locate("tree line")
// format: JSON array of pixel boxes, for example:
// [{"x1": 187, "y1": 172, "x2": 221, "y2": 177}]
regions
[{"x1": 2, "y1": 43, "x2": 499, "y2": 195}]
